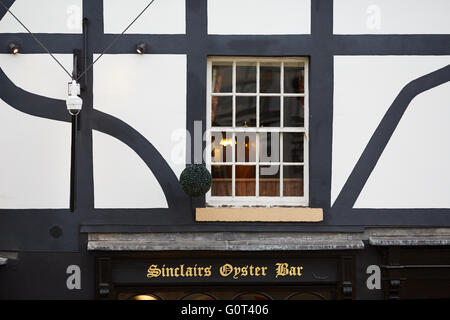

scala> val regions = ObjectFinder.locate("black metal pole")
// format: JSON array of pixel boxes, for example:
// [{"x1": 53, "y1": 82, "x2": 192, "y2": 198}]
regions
[{"x1": 70, "y1": 114, "x2": 77, "y2": 212}]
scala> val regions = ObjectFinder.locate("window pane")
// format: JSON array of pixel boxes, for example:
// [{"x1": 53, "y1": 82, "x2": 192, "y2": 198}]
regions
[
  {"x1": 284, "y1": 62, "x2": 304, "y2": 93},
  {"x1": 260, "y1": 63, "x2": 280, "y2": 93},
  {"x1": 283, "y1": 133, "x2": 304, "y2": 163},
  {"x1": 260, "y1": 97, "x2": 280, "y2": 127},
  {"x1": 259, "y1": 132, "x2": 280, "y2": 163},
  {"x1": 211, "y1": 165, "x2": 232, "y2": 196},
  {"x1": 259, "y1": 165, "x2": 280, "y2": 197},
  {"x1": 209, "y1": 58, "x2": 308, "y2": 203},
  {"x1": 236, "y1": 96, "x2": 256, "y2": 127},
  {"x1": 236, "y1": 165, "x2": 256, "y2": 196},
  {"x1": 211, "y1": 96, "x2": 232, "y2": 127},
  {"x1": 235, "y1": 133, "x2": 256, "y2": 163},
  {"x1": 236, "y1": 62, "x2": 256, "y2": 93},
  {"x1": 211, "y1": 131, "x2": 233, "y2": 163},
  {"x1": 283, "y1": 165, "x2": 304, "y2": 196},
  {"x1": 212, "y1": 62, "x2": 232, "y2": 93},
  {"x1": 284, "y1": 97, "x2": 304, "y2": 127}
]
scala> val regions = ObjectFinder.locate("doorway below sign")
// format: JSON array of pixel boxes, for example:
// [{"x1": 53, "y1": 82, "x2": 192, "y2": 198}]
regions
[{"x1": 115, "y1": 285, "x2": 337, "y2": 300}]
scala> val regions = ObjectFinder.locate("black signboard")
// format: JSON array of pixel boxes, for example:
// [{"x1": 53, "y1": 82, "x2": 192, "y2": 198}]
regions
[{"x1": 111, "y1": 258, "x2": 338, "y2": 285}]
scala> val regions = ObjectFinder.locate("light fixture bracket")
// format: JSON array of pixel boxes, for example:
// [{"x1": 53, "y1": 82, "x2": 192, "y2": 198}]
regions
[
  {"x1": 8, "y1": 42, "x2": 19, "y2": 54},
  {"x1": 66, "y1": 80, "x2": 83, "y2": 115},
  {"x1": 136, "y1": 41, "x2": 147, "y2": 54}
]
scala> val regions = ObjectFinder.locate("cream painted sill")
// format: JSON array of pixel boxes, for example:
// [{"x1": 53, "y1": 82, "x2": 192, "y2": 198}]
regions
[{"x1": 196, "y1": 207, "x2": 323, "y2": 222}]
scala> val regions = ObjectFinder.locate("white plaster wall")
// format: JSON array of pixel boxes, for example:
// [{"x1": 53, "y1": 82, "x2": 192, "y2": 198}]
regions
[
  {"x1": 0, "y1": 99, "x2": 71, "y2": 209},
  {"x1": 93, "y1": 54, "x2": 186, "y2": 208},
  {"x1": 0, "y1": 53, "x2": 73, "y2": 99},
  {"x1": 0, "y1": 0, "x2": 82, "y2": 33},
  {"x1": 334, "y1": 0, "x2": 450, "y2": 34},
  {"x1": 332, "y1": 56, "x2": 450, "y2": 208},
  {"x1": 355, "y1": 82, "x2": 450, "y2": 208},
  {"x1": 103, "y1": 0, "x2": 185, "y2": 34},
  {"x1": 208, "y1": 0, "x2": 310, "y2": 35},
  {"x1": 93, "y1": 130, "x2": 168, "y2": 208},
  {"x1": 0, "y1": 53, "x2": 73, "y2": 208}
]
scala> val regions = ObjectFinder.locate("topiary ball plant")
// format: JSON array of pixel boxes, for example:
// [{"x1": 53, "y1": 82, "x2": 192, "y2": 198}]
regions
[{"x1": 179, "y1": 164, "x2": 212, "y2": 197}]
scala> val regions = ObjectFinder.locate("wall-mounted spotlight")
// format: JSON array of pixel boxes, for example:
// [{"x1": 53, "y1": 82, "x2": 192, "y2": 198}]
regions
[
  {"x1": 136, "y1": 41, "x2": 147, "y2": 54},
  {"x1": 9, "y1": 42, "x2": 19, "y2": 54}
]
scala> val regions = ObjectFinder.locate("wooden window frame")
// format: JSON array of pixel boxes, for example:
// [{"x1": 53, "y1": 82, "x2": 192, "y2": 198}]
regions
[{"x1": 206, "y1": 56, "x2": 310, "y2": 207}]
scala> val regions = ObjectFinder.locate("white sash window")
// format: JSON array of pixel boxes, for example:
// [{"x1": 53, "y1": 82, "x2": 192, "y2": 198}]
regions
[{"x1": 206, "y1": 57, "x2": 309, "y2": 206}]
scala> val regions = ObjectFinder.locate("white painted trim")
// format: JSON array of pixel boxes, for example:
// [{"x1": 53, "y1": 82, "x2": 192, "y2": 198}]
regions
[
  {"x1": 206, "y1": 197, "x2": 308, "y2": 207},
  {"x1": 303, "y1": 59, "x2": 310, "y2": 205}
]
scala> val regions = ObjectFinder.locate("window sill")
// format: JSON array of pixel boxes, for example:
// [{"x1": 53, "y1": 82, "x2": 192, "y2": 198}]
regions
[{"x1": 195, "y1": 207, "x2": 323, "y2": 222}]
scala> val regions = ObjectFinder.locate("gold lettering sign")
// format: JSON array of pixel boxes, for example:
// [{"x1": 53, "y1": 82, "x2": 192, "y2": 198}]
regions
[
  {"x1": 219, "y1": 263, "x2": 268, "y2": 279},
  {"x1": 147, "y1": 264, "x2": 212, "y2": 278},
  {"x1": 275, "y1": 263, "x2": 303, "y2": 278},
  {"x1": 146, "y1": 262, "x2": 303, "y2": 280}
]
